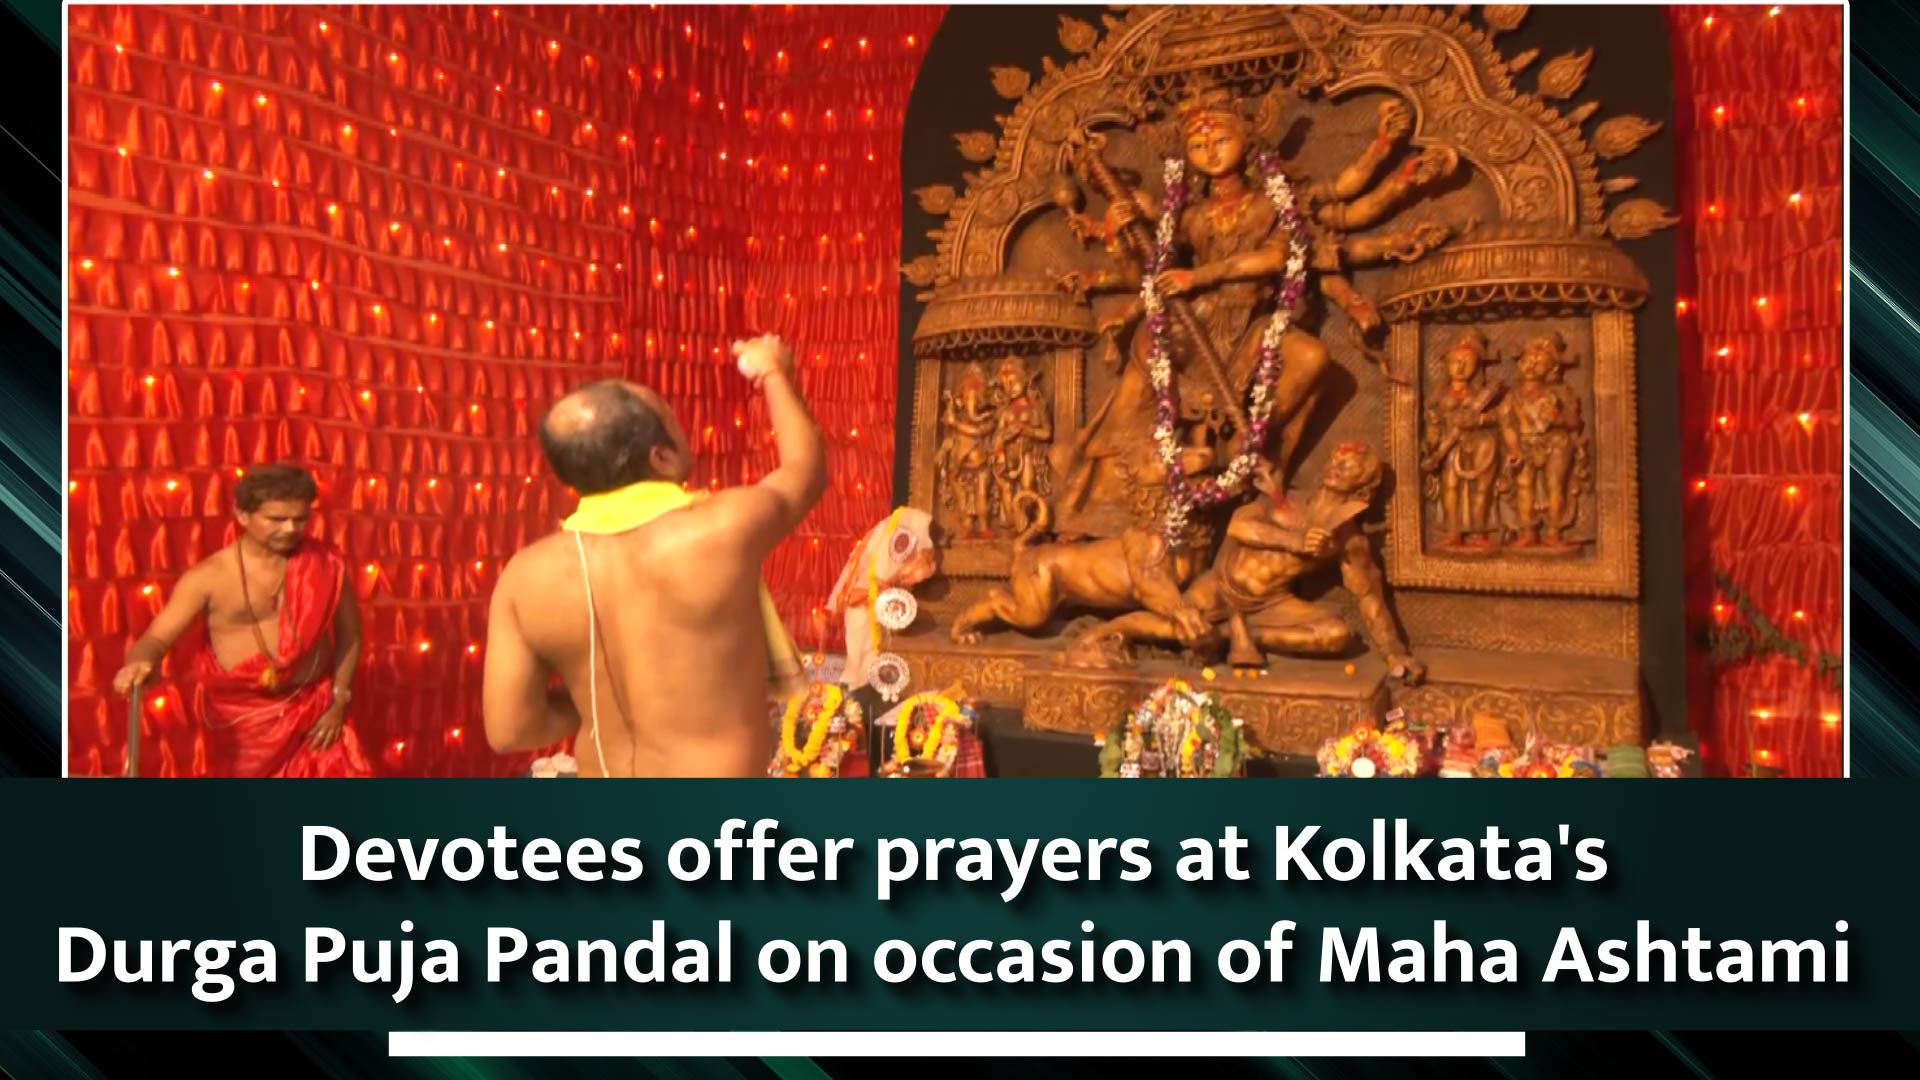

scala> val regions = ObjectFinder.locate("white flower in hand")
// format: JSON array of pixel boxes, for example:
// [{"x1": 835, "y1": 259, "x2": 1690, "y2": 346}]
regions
[{"x1": 732, "y1": 333, "x2": 791, "y2": 386}]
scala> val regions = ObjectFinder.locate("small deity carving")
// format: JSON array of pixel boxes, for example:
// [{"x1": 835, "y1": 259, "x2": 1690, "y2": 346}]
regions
[
  {"x1": 987, "y1": 354, "x2": 1053, "y2": 531},
  {"x1": 934, "y1": 362, "x2": 997, "y2": 537},
  {"x1": 1067, "y1": 442, "x2": 1424, "y2": 684},
  {"x1": 1500, "y1": 332, "x2": 1593, "y2": 550},
  {"x1": 1421, "y1": 328, "x2": 1507, "y2": 549}
]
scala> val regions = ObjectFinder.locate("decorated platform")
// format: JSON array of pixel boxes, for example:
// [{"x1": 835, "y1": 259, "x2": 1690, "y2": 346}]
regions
[{"x1": 889, "y1": 623, "x2": 1639, "y2": 758}]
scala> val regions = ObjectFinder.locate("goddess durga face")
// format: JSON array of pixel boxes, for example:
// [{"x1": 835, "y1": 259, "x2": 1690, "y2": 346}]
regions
[{"x1": 1183, "y1": 109, "x2": 1249, "y2": 179}]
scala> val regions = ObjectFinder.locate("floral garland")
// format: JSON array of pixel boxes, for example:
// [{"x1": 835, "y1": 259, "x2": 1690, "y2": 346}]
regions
[
  {"x1": 1705, "y1": 570, "x2": 1842, "y2": 689},
  {"x1": 1098, "y1": 678, "x2": 1249, "y2": 778},
  {"x1": 891, "y1": 689, "x2": 963, "y2": 771},
  {"x1": 772, "y1": 683, "x2": 859, "y2": 778},
  {"x1": 1316, "y1": 714, "x2": 1431, "y2": 778},
  {"x1": 1140, "y1": 151, "x2": 1313, "y2": 544}
]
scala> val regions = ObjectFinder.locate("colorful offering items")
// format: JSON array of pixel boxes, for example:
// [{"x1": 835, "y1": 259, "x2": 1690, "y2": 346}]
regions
[
  {"x1": 769, "y1": 682, "x2": 867, "y2": 778},
  {"x1": 882, "y1": 683, "x2": 980, "y2": 778},
  {"x1": 1099, "y1": 678, "x2": 1250, "y2": 778},
  {"x1": 1316, "y1": 715, "x2": 1426, "y2": 778}
]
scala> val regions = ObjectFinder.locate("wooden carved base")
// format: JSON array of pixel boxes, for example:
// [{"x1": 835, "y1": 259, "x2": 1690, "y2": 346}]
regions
[{"x1": 887, "y1": 626, "x2": 1644, "y2": 760}]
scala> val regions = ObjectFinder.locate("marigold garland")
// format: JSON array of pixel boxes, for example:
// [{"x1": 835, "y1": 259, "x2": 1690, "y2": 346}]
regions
[
  {"x1": 892, "y1": 689, "x2": 961, "y2": 766},
  {"x1": 779, "y1": 683, "x2": 846, "y2": 774}
]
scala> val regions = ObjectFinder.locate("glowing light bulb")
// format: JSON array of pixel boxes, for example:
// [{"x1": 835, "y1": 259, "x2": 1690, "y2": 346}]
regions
[
  {"x1": 1793, "y1": 610, "x2": 1807, "y2": 621},
  {"x1": 142, "y1": 584, "x2": 155, "y2": 596},
  {"x1": 1694, "y1": 479, "x2": 1709, "y2": 492},
  {"x1": 1823, "y1": 713, "x2": 1841, "y2": 725},
  {"x1": 79, "y1": 258, "x2": 93, "y2": 271},
  {"x1": 341, "y1": 123, "x2": 353, "y2": 136},
  {"x1": 327, "y1": 203, "x2": 339, "y2": 216},
  {"x1": 371, "y1": 304, "x2": 383, "y2": 315},
  {"x1": 1675, "y1": 299, "x2": 1689, "y2": 315},
  {"x1": 256, "y1": 94, "x2": 267, "y2": 106},
  {"x1": 360, "y1": 390, "x2": 372, "y2": 402},
  {"x1": 1789, "y1": 191, "x2": 1803, "y2": 206},
  {"x1": 144, "y1": 375, "x2": 156, "y2": 388},
  {"x1": 390, "y1": 221, "x2": 401, "y2": 233},
  {"x1": 165, "y1": 480, "x2": 178, "y2": 492},
  {"x1": 167, "y1": 266, "x2": 181, "y2": 278},
  {"x1": 1717, "y1": 346, "x2": 1731, "y2": 359},
  {"x1": 210, "y1": 81, "x2": 223, "y2": 93},
  {"x1": 1798, "y1": 411, "x2": 1814, "y2": 429},
  {"x1": 1755, "y1": 296, "x2": 1768, "y2": 308},
  {"x1": 1716, "y1": 415, "x2": 1730, "y2": 429},
  {"x1": 388, "y1": 52, "x2": 399, "y2": 64},
  {"x1": 365, "y1": 564, "x2": 377, "y2": 575},
  {"x1": 1785, "y1": 484, "x2": 1800, "y2": 498}
]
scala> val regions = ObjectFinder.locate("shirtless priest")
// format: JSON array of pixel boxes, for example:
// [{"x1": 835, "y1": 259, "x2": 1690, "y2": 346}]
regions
[
  {"x1": 110, "y1": 464, "x2": 373, "y2": 777},
  {"x1": 484, "y1": 333, "x2": 827, "y2": 777}
]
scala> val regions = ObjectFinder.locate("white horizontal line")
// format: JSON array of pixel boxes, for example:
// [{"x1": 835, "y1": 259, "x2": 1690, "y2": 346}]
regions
[{"x1": 388, "y1": 1030, "x2": 1527, "y2": 1058}]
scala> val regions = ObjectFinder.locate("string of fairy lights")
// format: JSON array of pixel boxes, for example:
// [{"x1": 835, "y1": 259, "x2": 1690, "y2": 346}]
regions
[
  {"x1": 1680, "y1": 6, "x2": 1843, "y2": 774},
  {"x1": 67, "y1": 5, "x2": 935, "y2": 775}
]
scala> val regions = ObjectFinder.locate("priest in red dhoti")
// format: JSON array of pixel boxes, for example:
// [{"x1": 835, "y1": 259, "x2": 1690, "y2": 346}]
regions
[{"x1": 111, "y1": 464, "x2": 373, "y2": 778}]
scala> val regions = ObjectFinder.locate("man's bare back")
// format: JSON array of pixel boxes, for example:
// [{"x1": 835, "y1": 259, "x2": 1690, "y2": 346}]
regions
[
  {"x1": 484, "y1": 334, "x2": 827, "y2": 777},
  {"x1": 493, "y1": 508, "x2": 774, "y2": 778}
]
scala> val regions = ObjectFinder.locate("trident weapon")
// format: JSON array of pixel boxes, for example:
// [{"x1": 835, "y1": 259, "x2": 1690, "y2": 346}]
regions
[{"x1": 1064, "y1": 130, "x2": 1252, "y2": 438}]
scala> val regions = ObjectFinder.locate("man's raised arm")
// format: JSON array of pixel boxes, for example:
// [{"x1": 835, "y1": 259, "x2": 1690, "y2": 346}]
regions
[{"x1": 708, "y1": 334, "x2": 829, "y2": 556}]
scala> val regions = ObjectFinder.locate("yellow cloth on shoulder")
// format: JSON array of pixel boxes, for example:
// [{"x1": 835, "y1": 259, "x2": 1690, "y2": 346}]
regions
[{"x1": 563, "y1": 480, "x2": 806, "y2": 700}]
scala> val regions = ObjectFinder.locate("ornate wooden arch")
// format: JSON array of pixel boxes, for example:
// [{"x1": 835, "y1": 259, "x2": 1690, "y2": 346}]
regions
[{"x1": 904, "y1": 3, "x2": 1670, "y2": 299}]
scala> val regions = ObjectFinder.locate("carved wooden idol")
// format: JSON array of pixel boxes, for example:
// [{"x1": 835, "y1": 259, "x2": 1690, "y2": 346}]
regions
[{"x1": 894, "y1": 5, "x2": 1672, "y2": 757}]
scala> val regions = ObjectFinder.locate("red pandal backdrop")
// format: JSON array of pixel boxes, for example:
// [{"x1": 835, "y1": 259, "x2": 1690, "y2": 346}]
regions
[
  {"x1": 1668, "y1": 6, "x2": 1844, "y2": 776},
  {"x1": 67, "y1": 5, "x2": 944, "y2": 777}
]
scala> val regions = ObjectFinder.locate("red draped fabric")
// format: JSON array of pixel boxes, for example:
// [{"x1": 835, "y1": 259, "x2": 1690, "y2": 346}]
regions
[
  {"x1": 1668, "y1": 6, "x2": 1844, "y2": 776},
  {"x1": 67, "y1": 5, "x2": 942, "y2": 777},
  {"x1": 192, "y1": 538, "x2": 372, "y2": 777}
]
